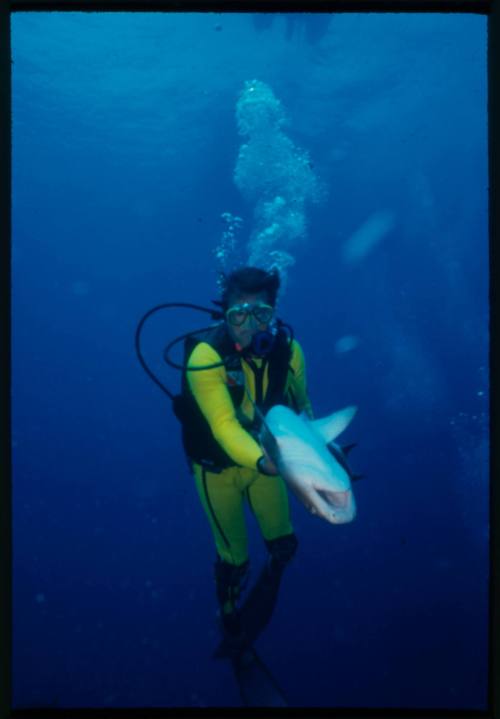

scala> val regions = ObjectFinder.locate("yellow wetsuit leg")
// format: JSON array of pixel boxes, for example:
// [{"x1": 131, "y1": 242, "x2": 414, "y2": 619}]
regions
[
  {"x1": 246, "y1": 473, "x2": 293, "y2": 542},
  {"x1": 193, "y1": 463, "x2": 293, "y2": 564},
  {"x1": 192, "y1": 462, "x2": 250, "y2": 566}
]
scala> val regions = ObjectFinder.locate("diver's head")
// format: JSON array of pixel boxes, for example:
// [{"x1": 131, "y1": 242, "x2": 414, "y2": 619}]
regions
[{"x1": 220, "y1": 266, "x2": 280, "y2": 352}]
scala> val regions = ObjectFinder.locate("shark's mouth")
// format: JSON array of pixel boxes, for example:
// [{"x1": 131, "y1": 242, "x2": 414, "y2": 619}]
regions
[
  {"x1": 319, "y1": 489, "x2": 350, "y2": 509},
  {"x1": 312, "y1": 488, "x2": 356, "y2": 524}
]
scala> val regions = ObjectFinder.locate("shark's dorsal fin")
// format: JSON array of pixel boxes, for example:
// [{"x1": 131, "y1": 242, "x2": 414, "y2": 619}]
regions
[{"x1": 310, "y1": 406, "x2": 357, "y2": 443}]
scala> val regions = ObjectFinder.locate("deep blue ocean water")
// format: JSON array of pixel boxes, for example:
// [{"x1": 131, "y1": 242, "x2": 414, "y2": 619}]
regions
[{"x1": 11, "y1": 12, "x2": 489, "y2": 710}]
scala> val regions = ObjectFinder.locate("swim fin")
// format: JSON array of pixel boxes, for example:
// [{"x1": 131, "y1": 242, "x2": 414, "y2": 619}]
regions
[
  {"x1": 213, "y1": 560, "x2": 283, "y2": 659},
  {"x1": 231, "y1": 646, "x2": 288, "y2": 707},
  {"x1": 213, "y1": 562, "x2": 289, "y2": 706}
]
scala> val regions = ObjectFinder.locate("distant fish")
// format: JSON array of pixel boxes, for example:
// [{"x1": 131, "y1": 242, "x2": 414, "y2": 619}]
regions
[
  {"x1": 342, "y1": 211, "x2": 395, "y2": 264},
  {"x1": 335, "y1": 335, "x2": 360, "y2": 354}
]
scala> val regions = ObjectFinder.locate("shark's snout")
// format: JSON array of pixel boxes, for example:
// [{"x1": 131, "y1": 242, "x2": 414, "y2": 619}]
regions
[{"x1": 312, "y1": 488, "x2": 356, "y2": 524}]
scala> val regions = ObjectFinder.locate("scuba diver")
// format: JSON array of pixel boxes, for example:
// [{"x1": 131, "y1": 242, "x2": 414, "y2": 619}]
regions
[
  {"x1": 137, "y1": 265, "x2": 361, "y2": 705},
  {"x1": 136, "y1": 265, "x2": 313, "y2": 687},
  {"x1": 171, "y1": 266, "x2": 313, "y2": 653}
]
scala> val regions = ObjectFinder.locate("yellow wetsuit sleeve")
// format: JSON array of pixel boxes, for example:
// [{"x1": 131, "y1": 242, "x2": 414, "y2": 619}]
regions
[
  {"x1": 288, "y1": 340, "x2": 314, "y2": 419},
  {"x1": 187, "y1": 342, "x2": 263, "y2": 469}
]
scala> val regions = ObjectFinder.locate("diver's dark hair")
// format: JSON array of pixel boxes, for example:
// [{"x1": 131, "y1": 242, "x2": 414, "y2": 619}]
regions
[{"x1": 219, "y1": 266, "x2": 280, "y2": 308}]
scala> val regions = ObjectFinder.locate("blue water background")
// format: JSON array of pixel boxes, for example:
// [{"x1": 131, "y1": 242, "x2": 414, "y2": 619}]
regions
[{"x1": 11, "y1": 12, "x2": 489, "y2": 709}]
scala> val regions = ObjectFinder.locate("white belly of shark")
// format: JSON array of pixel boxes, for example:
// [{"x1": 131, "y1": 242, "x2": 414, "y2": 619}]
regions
[{"x1": 262, "y1": 405, "x2": 358, "y2": 525}]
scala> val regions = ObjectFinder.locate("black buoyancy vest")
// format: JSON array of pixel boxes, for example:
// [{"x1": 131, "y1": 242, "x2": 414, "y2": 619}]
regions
[{"x1": 172, "y1": 323, "x2": 292, "y2": 470}]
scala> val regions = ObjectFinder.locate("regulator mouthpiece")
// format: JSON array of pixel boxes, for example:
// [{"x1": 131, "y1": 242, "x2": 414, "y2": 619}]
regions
[{"x1": 250, "y1": 330, "x2": 276, "y2": 357}]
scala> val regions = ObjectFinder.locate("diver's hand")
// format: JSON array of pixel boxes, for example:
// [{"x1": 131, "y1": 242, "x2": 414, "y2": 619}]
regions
[{"x1": 256, "y1": 454, "x2": 278, "y2": 476}]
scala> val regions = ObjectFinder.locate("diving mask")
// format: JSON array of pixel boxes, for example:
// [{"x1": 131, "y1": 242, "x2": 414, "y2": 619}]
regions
[{"x1": 225, "y1": 302, "x2": 274, "y2": 327}]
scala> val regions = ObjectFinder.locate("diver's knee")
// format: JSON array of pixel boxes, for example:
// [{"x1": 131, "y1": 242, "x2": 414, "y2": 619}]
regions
[{"x1": 265, "y1": 532, "x2": 298, "y2": 572}]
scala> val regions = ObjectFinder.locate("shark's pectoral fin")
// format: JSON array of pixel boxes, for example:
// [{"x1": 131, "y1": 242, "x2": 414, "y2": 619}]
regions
[{"x1": 310, "y1": 406, "x2": 358, "y2": 444}]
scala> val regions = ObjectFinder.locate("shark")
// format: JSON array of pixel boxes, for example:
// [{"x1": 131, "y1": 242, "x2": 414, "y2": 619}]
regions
[{"x1": 258, "y1": 404, "x2": 360, "y2": 525}]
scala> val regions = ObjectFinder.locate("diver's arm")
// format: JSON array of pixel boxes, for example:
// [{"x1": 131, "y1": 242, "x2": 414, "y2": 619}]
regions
[
  {"x1": 288, "y1": 340, "x2": 314, "y2": 419},
  {"x1": 187, "y1": 343, "x2": 263, "y2": 469}
]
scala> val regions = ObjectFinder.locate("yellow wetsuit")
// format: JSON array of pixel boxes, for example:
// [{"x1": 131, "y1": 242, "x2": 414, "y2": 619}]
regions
[{"x1": 187, "y1": 338, "x2": 312, "y2": 568}]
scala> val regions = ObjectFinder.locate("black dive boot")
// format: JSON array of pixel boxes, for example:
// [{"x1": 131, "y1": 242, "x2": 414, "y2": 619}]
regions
[
  {"x1": 213, "y1": 557, "x2": 250, "y2": 657},
  {"x1": 237, "y1": 533, "x2": 298, "y2": 645}
]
